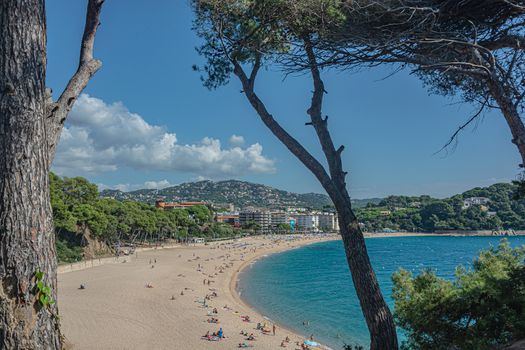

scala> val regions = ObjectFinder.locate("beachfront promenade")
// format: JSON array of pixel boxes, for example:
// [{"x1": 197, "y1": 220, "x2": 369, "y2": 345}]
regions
[{"x1": 59, "y1": 235, "x2": 335, "y2": 350}]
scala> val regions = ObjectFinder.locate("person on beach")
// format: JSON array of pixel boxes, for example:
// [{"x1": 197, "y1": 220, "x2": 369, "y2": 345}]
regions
[
  {"x1": 273, "y1": 324, "x2": 276, "y2": 336},
  {"x1": 217, "y1": 328, "x2": 224, "y2": 338}
]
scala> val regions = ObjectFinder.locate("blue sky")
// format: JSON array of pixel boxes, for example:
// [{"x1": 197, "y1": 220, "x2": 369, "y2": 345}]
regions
[{"x1": 46, "y1": 0, "x2": 520, "y2": 198}]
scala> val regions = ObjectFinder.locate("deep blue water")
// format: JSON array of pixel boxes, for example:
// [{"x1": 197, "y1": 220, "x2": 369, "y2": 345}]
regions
[{"x1": 238, "y1": 236, "x2": 525, "y2": 350}]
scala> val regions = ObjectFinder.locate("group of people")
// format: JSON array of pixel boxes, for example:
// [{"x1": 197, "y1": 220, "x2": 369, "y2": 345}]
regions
[
  {"x1": 202, "y1": 328, "x2": 224, "y2": 341},
  {"x1": 197, "y1": 240, "x2": 320, "y2": 349}
]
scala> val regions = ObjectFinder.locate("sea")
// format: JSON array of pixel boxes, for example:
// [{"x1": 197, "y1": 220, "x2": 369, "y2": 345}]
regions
[{"x1": 238, "y1": 235, "x2": 525, "y2": 350}]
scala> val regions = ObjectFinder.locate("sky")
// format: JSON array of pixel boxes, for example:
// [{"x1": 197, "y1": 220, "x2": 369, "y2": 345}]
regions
[{"x1": 46, "y1": 0, "x2": 520, "y2": 199}]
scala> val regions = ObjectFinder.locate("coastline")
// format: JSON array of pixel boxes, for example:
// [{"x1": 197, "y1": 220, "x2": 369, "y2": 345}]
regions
[
  {"x1": 228, "y1": 232, "x2": 525, "y2": 350},
  {"x1": 229, "y1": 235, "x2": 340, "y2": 349},
  {"x1": 58, "y1": 232, "x2": 522, "y2": 349},
  {"x1": 59, "y1": 234, "x2": 339, "y2": 350},
  {"x1": 58, "y1": 231, "x2": 522, "y2": 275}
]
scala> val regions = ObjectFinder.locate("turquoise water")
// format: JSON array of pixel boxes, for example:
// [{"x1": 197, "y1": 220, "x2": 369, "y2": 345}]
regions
[{"x1": 238, "y1": 236, "x2": 525, "y2": 349}]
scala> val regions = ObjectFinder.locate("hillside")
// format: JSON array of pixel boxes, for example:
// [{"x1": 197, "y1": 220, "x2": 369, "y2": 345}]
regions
[
  {"x1": 101, "y1": 180, "x2": 335, "y2": 209},
  {"x1": 357, "y1": 182, "x2": 525, "y2": 232},
  {"x1": 51, "y1": 173, "x2": 234, "y2": 262}
]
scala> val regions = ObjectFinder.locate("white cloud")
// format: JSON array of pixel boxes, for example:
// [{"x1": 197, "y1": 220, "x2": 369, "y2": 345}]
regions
[
  {"x1": 143, "y1": 180, "x2": 173, "y2": 189},
  {"x1": 229, "y1": 134, "x2": 245, "y2": 146},
  {"x1": 97, "y1": 179, "x2": 174, "y2": 192},
  {"x1": 114, "y1": 183, "x2": 132, "y2": 192},
  {"x1": 53, "y1": 94, "x2": 275, "y2": 178}
]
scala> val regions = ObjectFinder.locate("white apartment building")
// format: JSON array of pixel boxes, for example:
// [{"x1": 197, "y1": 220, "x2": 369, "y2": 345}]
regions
[
  {"x1": 270, "y1": 212, "x2": 287, "y2": 226},
  {"x1": 318, "y1": 213, "x2": 339, "y2": 232},
  {"x1": 239, "y1": 210, "x2": 271, "y2": 230},
  {"x1": 295, "y1": 214, "x2": 320, "y2": 231}
]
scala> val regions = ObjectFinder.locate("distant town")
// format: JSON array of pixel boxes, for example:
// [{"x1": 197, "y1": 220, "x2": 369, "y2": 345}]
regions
[{"x1": 155, "y1": 199, "x2": 340, "y2": 233}]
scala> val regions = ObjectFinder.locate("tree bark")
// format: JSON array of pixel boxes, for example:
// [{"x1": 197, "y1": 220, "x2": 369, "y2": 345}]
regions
[
  {"x1": 487, "y1": 77, "x2": 525, "y2": 169},
  {"x1": 232, "y1": 52, "x2": 398, "y2": 348},
  {"x1": 0, "y1": 0, "x2": 104, "y2": 348},
  {"x1": 303, "y1": 37, "x2": 398, "y2": 349},
  {"x1": 0, "y1": 1, "x2": 61, "y2": 348},
  {"x1": 337, "y1": 209, "x2": 399, "y2": 349}
]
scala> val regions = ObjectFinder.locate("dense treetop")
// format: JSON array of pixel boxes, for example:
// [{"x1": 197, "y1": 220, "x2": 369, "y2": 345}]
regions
[
  {"x1": 358, "y1": 183, "x2": 525, "y2": 232},
  {"x1": 50, "y1": 173, "x2": 235, "y2": 262},
  {"x1": 393, "y1": 240, "x2": 525, "y2": 349}
]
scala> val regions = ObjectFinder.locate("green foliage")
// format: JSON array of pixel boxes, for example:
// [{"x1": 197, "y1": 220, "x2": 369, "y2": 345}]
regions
[
  {"x1": 275, "y1": 223, "x2": 290, "y2": 232},
  {"x1": 187, "y1": 205, "x2": 212, "y2": 225},
  {"x1": 50, "y1": 173, "x2": 232, "y2": 263},
  {"x1": 34, "y1": 270, "x2": 55, "y2": 307},
  {"x1": 392, "y1": 240, "x2": 525, "y2": 349},
  {"x1": 512, "y1": 173, "x2": 525, "y2": 200},
  {"x1": 206, "y1": 222, "x2": 236, "y2": 238},
  {"x1": 242, "y1": 220, "x2": 261, "y2": 230},
  {"x1": 193, "y1": 0, "x2": 347, "y2": 89},
  {"x1": 193, "y1": 0, "x2": 288, "y2": 88},
  {"x1": 56, "y1": 239, "x2": 83, "y2": 263},
  {"x1": 357, "y1": 183, "x2": 525, "y2": 232}
]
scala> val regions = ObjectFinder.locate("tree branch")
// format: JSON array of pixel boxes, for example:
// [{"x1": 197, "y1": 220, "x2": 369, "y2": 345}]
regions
[
  {"x1": 46, "y1": 0, "x2": 105, "y2": 164},
  {"x1": 480, "y1": 35, "x2": 525, "y2": 51},
  {"x1": 231, "y1": 59, "x2": 343, "y2": 202},
  {"x1": 435, "y1": 98, "x2": 489, "y2": 155},
  {"x1": 303, "y1": 34, "x2": 352, "y2": 206}
]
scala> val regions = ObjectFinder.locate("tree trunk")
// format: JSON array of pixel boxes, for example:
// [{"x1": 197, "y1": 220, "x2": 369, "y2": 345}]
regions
[
  {"x1": 0, "y1": 1, "x2": 61, "y2": 348},
  {"x1": 487, "y1": 78, "x2": 525, "y2": 169},
  {"x1": 304, "y1": 37, "x2": 398, "y2": 349},
  {"x1": 232, "y1": 58, "x2": 398, "y2": 349},
  {"x1": 337, "y1": 206, "x2": 398, "y2": 349}
]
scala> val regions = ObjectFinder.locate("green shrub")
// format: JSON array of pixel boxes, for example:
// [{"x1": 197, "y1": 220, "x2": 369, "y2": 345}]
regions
[
  {"x1": 393, "y1": 240, "x2": 525, "y2": 349},
  {"x1": 56, "y1": 239, "x2": 83, "y2": 263}
]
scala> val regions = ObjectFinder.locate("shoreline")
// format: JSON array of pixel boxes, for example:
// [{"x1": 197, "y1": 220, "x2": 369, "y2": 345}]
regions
[
  {"x1": 229, "y1": 235, "x2": 339, "y2": 350},
  {"x1": 58, "y1": 233, "x2": 522, "y2": 349},
  {"x1": 227, "y1": 232, "x2": 525, "y2": 350},
  {"x1": 59, "y1": 234, "x2": 339, "y2": 349},
  {"x1": 58, "y1": 231, "x2": 523, "y2": 274}
]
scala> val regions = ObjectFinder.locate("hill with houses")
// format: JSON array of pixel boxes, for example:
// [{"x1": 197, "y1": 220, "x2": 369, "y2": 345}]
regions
[{"x1": 101, "y1": 180, "x2": 336, "y2": 209}]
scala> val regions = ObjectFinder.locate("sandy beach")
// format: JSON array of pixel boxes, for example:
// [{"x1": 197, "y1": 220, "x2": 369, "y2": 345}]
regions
[
  {"x1": 58, "y1": 231, "x2": 513, "y2": 349},
  {"x1": 59, "y1": 235, "x2": 338, "y2": 350}
]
